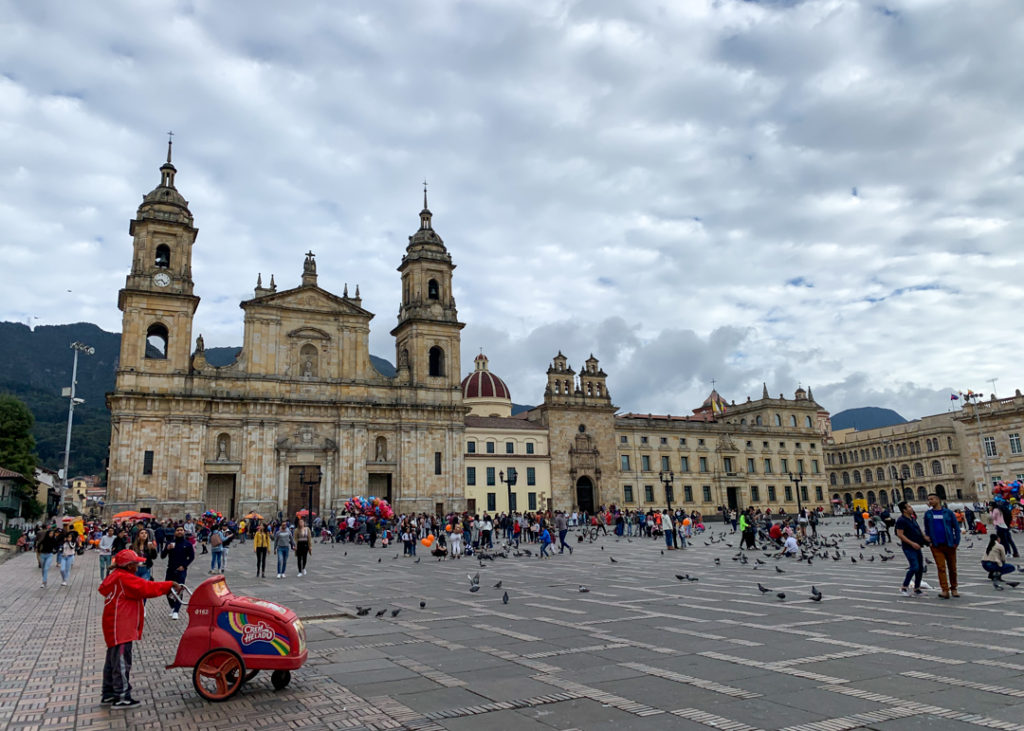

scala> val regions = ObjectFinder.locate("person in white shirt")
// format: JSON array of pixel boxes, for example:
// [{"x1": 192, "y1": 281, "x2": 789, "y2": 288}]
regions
[
  {"x1": 98, "y1": 528, "x2": 116, "y2": 578},
  {"x1": 782, "y1": 535, "x2": 799, "y2": 556}
]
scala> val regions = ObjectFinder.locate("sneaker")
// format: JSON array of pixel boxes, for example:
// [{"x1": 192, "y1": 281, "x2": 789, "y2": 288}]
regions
[
  {"x1": 913, "y1": 588, "x2": 923, "y2": 595},
  {"x1": 101, "y1": 697, "x2": 115, "y2": 705},
  {"x1": 951, "y1": 590, "x2": 960, "y2": 597},
  {"x1": 170, "y1": 611, "x2": 179, "y2": 620},
  {"x1": 40, "y1": 583, "x2": 46, "y2": 588},
  {"x1": 900, "y1": 587, "x2": 910, "y2": 596},
  {"x1": 61, "y1": 581, "x2": 67, "y2": 586},
  {"x1": 937, "y1": 592, "x2": 950, "y2": 599},
  {"x1": 112, "y1": 698, "x2": 140, "y2": 709}
]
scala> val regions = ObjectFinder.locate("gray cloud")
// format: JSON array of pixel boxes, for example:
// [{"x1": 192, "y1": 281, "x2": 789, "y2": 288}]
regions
[{"x1": 1, "y1": 0, "x2": 1022, "y2": 422}]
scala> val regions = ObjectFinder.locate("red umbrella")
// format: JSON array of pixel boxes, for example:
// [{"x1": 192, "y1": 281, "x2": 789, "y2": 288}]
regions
[
  {"x1": 295, "y1": 509, "x2": 317, "y2": 518},
  {"x1": 132, "y1": 512, "x2": 155, "y2": 519}
]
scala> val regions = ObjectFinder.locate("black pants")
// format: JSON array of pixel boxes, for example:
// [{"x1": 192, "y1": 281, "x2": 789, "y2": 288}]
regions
[
  {"x1": 742, "y1": 531, "x2": 756, "y2": 549},
  {"x1": 256, "y1": 547, "x2": 267, "y2": 575},
  {"x1": 102, "y1": 642, "x2": 133, "y2": 701},
  {"x1": 165, "y1": 568, "x2": 187, "y2": 612},
  {"x1": 296, "y1": 542, "x2": 309, "y2": 572}
]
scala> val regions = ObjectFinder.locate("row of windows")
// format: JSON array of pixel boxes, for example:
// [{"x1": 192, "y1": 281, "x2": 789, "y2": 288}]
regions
[
  {"x1": 737, "y1": 414, "x2": 814, "y2": 428},
  {"x1": 620, "y1": 454, "x2": 820, "y2": 475},
  {"x1": 829, "y1": 460, "x2": 954, "y2": 485},
  {"x1": 467, "y1": 466, "x2": 537, "y2": 486},
  {"x1": 829, "y1": 436, "x2": 956, "y2": 465},
  {"x1": 834, "y1": 486, "x2": 963, "y2": 504},
  {"x1": 620, "y1": 483, "x2": 825, "y2": 504},
  {"x1": 984, "y1": 433, "x2": 1024, "y2": 457},
  {"x1": 481, "y1": 492, "x2": 539, "y2": 512},
  {"x1": 467, "y1": 440, "x2": 536, "y2": 455},
  {"x1": 620, "y1": 435, "x2": 817, "y2": 452}
]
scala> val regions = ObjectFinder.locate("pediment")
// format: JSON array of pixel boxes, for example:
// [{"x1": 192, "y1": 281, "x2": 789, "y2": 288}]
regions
[{"x1": 242, "y1": 286, "x2": 372, "y2": 317}]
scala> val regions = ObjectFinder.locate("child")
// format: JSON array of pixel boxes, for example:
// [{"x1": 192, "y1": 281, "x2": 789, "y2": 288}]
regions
[
  {"x1": 866, "y1": 519, "x2": 880, "y2": 545},
  {"x1": 98, "y1": 550, "x2": 184, "y2": 708}
]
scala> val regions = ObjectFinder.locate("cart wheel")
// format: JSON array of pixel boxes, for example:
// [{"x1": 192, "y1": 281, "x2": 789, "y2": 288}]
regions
[
  {"x1": 193, "y1": 649, "x2": 245, "y2": 702},
  {"x1": 271, "y1": 669, "x2": 291, "y2": 691},
  {"x1": 243, "y1": 669, "x2": 260, "y2": 684}
]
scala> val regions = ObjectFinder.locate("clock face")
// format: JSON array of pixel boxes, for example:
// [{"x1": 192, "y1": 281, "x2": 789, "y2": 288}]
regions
[{"x1": 153, "y1": 272, "x2": 171, "y2": 287}]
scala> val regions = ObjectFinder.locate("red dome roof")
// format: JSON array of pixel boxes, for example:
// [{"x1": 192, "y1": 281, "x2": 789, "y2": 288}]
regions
[{"x1": 461, "y1": 354, "x2": 511, "y2": 400}]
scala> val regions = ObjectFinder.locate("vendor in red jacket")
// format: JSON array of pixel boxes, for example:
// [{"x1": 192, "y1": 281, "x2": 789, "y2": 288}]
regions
[{"x1": 98, "y1": 549, "x2": 184, "y2": 709}]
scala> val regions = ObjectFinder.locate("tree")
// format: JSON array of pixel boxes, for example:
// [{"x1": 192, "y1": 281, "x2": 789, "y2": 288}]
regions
[{"x1": 0, "y1": 394, "x2": 36, "y2": 477}]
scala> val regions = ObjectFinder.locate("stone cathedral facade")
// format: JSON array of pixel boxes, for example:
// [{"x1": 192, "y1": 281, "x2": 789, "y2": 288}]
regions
[{"x1": 105, "y1": 148, "x2": 467, "y2": 519}]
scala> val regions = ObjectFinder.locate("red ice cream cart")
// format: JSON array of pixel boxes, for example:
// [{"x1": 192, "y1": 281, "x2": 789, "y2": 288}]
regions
[{"x1": 167, "y1": 575, "x2": 308, "y2": 701}]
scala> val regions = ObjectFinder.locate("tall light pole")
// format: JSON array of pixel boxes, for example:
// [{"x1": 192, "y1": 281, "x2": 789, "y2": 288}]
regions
[
  {"x1": 788, "y1": 472, "x2": 804, "y2": 517},
  {"x1": 659, "y1": 470, "x2": 676, "y2": 548},
  {"x1": 499, "y1": 468, "x2": 517, "y2": 514},
  {"x1": 58, "y1": 341, "x2": 94, "y2": 520},
  {"x1": 964, "y1": 391, "x2": 993, "y2": 498}
]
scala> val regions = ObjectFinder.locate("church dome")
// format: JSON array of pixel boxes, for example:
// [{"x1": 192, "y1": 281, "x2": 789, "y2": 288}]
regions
[
  {"x1": 462, "y1": 353, "x2": 511, "y2": 400},
  {"x1": 136, "y1": 142, "x2": 194, "y2": 227}
]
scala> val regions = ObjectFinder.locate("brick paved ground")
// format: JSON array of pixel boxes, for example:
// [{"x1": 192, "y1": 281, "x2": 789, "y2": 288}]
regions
[{"x1": 2, "y1": 520, "x2": 1024, "y2": 730}]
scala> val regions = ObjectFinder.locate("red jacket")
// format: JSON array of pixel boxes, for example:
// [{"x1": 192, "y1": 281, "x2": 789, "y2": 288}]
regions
[{"x1": 98, "y1": 568, "x2": 174, "y2": 647}]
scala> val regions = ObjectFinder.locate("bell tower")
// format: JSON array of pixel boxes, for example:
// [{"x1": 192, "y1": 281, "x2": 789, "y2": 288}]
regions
[
  {"x1": 116, "y1": 137, "x2": 199, "y2": 374},
  {"x1": 391, "y1": 185, "x2": 464, "y2": 388}
]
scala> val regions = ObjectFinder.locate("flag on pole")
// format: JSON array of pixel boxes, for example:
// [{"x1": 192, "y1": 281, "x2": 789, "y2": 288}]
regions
[{"x1": 950, "y1": 393, "x2": 959, "y2": 401}]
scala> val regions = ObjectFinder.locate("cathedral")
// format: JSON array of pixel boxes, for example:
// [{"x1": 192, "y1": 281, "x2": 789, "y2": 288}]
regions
[
  {"x1": 106, "y1": 145, "x2": 836, "y2": 520},
  {"x1": 106, "y1": 145, "x2": 467, "y2": 519}
]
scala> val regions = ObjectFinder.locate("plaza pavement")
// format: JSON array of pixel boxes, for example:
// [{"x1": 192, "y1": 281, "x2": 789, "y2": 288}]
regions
[{"x1": 2, "y1": 520, "x2": 1024, "y2": 731}]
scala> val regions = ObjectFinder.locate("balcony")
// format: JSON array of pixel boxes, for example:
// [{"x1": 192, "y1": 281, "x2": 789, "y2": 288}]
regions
[{"x1": 0, "y1": 494, "x2": 22, "y2": 515}]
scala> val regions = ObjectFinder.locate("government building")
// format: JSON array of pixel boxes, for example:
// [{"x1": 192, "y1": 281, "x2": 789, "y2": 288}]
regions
[{"x1": 105, "y1": 147, "x2": 838, "y2": 520}]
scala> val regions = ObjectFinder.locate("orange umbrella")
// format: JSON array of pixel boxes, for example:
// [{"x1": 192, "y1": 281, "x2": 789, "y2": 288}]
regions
[
  {"x1": 296, "y1": 509, "x2": 316, "y2": 518},
  {"x1": 244, "y1": 512, "x2": 264, "y2": 521},
  {"x1": 112, "y1": 510, "x2": 137, "y2": 519}
]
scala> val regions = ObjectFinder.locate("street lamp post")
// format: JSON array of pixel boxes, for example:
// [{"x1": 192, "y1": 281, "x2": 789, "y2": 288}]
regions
[
  {"x1": 788, "y1": 472, "x2": 804, "y2": 517},
  {"x1": 659, "y1": 470, "x2": 677, "y2": 548},
  {"x1": 57, "y1": 341, "x2": 94, "y2": 521},
  {"x1": 964, "y1": 391, "x2": 993, "y2": 498},
  {"x1": 499, "y1": 468, "x2": 517, "y2": 515}
]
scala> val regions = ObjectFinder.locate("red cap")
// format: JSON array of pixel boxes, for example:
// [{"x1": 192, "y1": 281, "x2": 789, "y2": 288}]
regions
[{"x1": 113, "y1": 549, "x2": 146, "y2": 567}]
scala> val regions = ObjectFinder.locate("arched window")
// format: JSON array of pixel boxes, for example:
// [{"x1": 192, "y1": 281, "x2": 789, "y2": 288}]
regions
[
  {"x1": 901, "y1": 465, "x2": 911, "y2": 479},
  {"x1": 843, "y1": 493, "x2": 852, "y2": 505},
  {"x1": 855, "y1": 491, "x2": 864, "y2": 500},
  {"x1": 903, "y1": 486, "x2": 913, "y2": 501},
  {"x1": 864, "y1": 469, "x2": 872, "y2": 483},
  {"x1": 755, "y1": 416, "x2": 763, "y2": 426},
  {"x1": 935, "y1": 484, "x2": 947, "y2": 500},
  {"x1": 300, "y1": 343, "x2": 318, "y2": 377},
  {"x1": 830, "y1": 473, "x2": 837, "y2": 485},
  {"x1": 853, "y1": 470, "x2": 861, "y2": 484},
  {"x1": 789, "y1": 415, "x2": 797, "y2": 426},
  {"x1": 931, "y1": 460, "x2": 942, "y2": 475},
  {"x1": 427, "y1": 279, "x2": 440, "y2": 300},
  {"x1": 774, "y1": 414, "x2": 782, "y2": 426},
  {"x1": 740, "y1": 418, "x2": 746, "y2": 425},
  {"x1": 842, "y1": 472, "x2": 850, "y2": 485},
  {"x1": 890, "y1": 466, "x2": 899, "y2": 480},
  {"x1": 913, "y1": 463, "x2": 924, "y2": 477},
  {"x1": 876, "y1": 468, "x2": 885, "y2": 481},
  {"x1": 146, "y1": 323, "x2": 169, "y2": 359},
  {"x1": 155, "y1": 244, "x2": 170, "y2": 268},
  {"x1": 879, "y1": 491, "x2": 889, "y2": 506},
  {"x1": 805, "y1": 416, "x2": 812, "y2": 428},
  {"x1": 867, "y1": 491, "x2": 876, "y2": 505},
  {"x1": 917, "y1": 486, "x2": 927, "y2": 501},
  {"x1": 428, "y1": 346, "x2": 445, "y2": 377}
]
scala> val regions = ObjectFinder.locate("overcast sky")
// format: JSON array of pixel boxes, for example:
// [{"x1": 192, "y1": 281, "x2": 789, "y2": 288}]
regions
[{"x1": 2, "y1": 0, "x2": 1021, "y2": 421}]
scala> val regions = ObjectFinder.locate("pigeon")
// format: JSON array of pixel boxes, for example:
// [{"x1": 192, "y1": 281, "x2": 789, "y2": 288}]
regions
[
  {"x1": 757, "y1": 583, "x2": 770, "y2": 594},
  {"x1": 391, "y1": 608, "x2": 401, "y2": 617},
  {"x1": 775, "y1": 566, "x2": 785, "y2": 574},
  {"x1": 579, "y1": 585, "x2": 590, "y2": 593},
  {"x1": 851, "y1": 557, "x2": 857, "y2": 564},
  {"x1": 470, "y1": 573, "x2": 480, "y2": 585},
  {"x1": 1007, "y1": 581, "x2": 1021, "y2": 588},
  {"x1": 502, "y1": 591, "x2": 509, "y2": 604},
  {"x1": 756, "y1": 559, "x2": 765, "y2": 565},
  {"x1": 378, "y1": 557, "x2": 382, "y2": 563},
  {"x1": 344, "y1": 551, "x2": 347, "y2": 556},
  {"x1": 869, "y1": 556, "x2": 875, "y2": 562},
  {"x1": 375, "y1": 609, "x2": 387, "y2": 618},
  {"x1": 469, "y1": 585, "x2": 480, "y2": 593},
  {"x1": 393, "y1": 554, "x2": 399, "y2": 560},
  {"x1": 494, "y1": 580, "x2": 503, "y2": 589},
  {"x1": 811, "y1": 585, "x2": 821, "y2": 597},
  {"x1": 714, "y1": 557, "x2": 721, "y2": 565},
  {"x1": 675, "y1": 574, "x2": 687, "y2": 581},
  {"x1": 356, "y1": 607, "x2": 371, "y2": 616},
  {"x1": 810, "y1": 593, "x2": 823, "y2": 602},
  {"x1": 610, "y1": 557, "x2": 618, "y2": 563},
  {"x1": 415, "y1": 557, "x2": 421, "y2": 564},
  {"x1": 419, "y1": 601, "x2": 426, "y2": 609},
  {"x1": 777, "y1": 592, "x2": 786, "y2": 600},
  {"x1": 661, "y1": 550, "x2": 664, "y2": 555},
  {"x1": 601, "y1": 546, "x2": 604, "y2": 550},
  {"x1": 686, "y1": 575, "x2": 699, "y2": 582}
]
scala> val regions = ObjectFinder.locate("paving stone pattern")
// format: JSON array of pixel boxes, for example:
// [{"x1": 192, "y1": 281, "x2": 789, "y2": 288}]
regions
[{"x1": 1, "y1": 521, "x2": 1023, "y2": 730}]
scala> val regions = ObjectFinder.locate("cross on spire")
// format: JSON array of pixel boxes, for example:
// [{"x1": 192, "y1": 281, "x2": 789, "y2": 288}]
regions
[
  {"x1": 423, "y1": 179, "x2": 429, "y2": 210},
  {"x1": 166, "y1": 131, "x2": 174, "y2": 163}
]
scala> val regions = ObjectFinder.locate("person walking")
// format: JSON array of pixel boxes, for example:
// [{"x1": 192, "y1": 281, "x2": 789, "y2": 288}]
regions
[
  {"x1": 209, "y1": 524, "x2": 226, "y2": 573},
  {"x1": 294, "y1": 518, "x2": 312, "y2": 577},
  {"x1": 253, "y1": 524, "x2": 270, "y2": 577},
  {"x1": 924, "y1": 493, "x2": 961, "y2": 598},
  {"x1": 130, "y1": 529, "x2": 157, "y2": 581},
  {"x1": 38, "y1": 527, "x2": 60, "y2": 588},
  {"x1": 161, "y1": 526, "x2": 194, "y2": 620},
  {"x1": 99, "y1": 527, "x2": 116, "y2": 579},
  {"x1": 555, "y1": 511, "x2": 573, "y2": 554},
  {"x1": 539, "y1": 525, "x2": 553, "y2": 558},
  {"x1": 274, "y1": 523, "x2": 294, "y2": 578},
  {"x1": 895, "y1": 501, "x2": 927, "y2": 597},
  {"x1": 450, "y1": 521, "x2": 464, "y2": 558},
  {"x1": 99, "y1": 549, "x2": 184, "y2": 708},
  {"x1": 662, "y1": 510, "x2": 675, "y2": 550},
  {"x1": 991, "y1": 500, "x2": 1020, "y2": 558},
  {"x1": 58, "y1": 530, "x2": 78, "y2": 586}
]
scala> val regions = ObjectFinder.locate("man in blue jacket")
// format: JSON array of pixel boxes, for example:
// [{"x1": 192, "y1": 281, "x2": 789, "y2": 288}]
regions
[{"x1": 923, "y1": 493, "x2": 961, "y2": 599}]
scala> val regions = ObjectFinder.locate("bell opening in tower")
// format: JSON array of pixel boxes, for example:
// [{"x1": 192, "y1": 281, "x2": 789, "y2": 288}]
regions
[{"x1": 145, "y1": 323, "x2": 169, "y2": 359}]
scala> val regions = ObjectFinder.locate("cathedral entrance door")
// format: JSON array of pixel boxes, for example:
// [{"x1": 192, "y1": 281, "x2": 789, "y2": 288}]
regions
[
  {"x1": 368, "y1": 473, "x2": 392, "y2": 504},
  {"x1": 726, "y1": 487, "x2": 740, "y2": 513},
  {"x1": 576, "y1": 476, "x2": 595, "y2": 515},
  {"x1": 206, "y1": 475, "x2": 236, "y2": 518},
  {"x1": 287, "y1": 465, "x2": 321, "y2": 520}
]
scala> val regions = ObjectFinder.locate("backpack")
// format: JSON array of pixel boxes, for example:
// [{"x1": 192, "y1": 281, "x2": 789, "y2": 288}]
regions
[{"x1": 210, "y1": 532, "x2": 223, "y2": 547}]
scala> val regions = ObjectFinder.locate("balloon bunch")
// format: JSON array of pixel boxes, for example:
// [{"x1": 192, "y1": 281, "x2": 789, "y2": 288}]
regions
[
  {"x1": 203, "y1": 510, "x2": 223, "y2": 519},
  {"x1": 344, "y1": 495, "x2": 394, "y2": 520},
  {"x1": 994, "y1": 481, "x2": 1021, "y2": 500}
]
